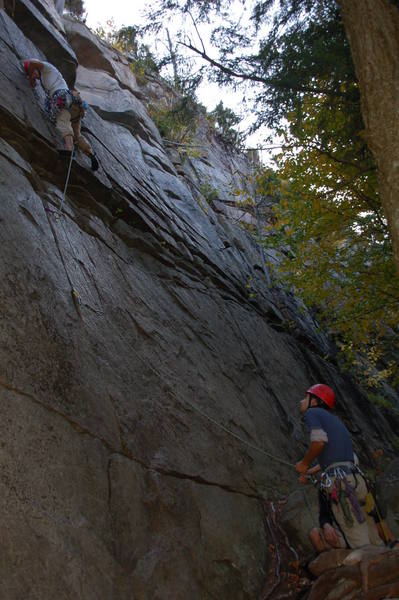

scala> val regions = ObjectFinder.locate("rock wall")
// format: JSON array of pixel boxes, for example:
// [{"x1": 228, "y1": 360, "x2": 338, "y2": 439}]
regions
[{"x1": 0, "y1": 4, "x2": 398, "y2": 599}]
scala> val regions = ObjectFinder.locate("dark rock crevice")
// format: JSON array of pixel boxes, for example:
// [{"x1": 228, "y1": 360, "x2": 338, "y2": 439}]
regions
[{"x1": 0, "y1": 373, "x2": 268, "y2": 504}]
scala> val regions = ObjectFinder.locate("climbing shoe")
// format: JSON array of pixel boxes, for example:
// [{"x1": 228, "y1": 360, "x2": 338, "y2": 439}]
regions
[{"x1": 90, "y1": 153, "x2": 99, "y2": 172}]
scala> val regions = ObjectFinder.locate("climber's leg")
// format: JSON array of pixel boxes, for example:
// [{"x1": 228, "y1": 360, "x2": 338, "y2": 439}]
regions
[{"x1": 56, "y1": 108, "x2": 73, "y2": 151}]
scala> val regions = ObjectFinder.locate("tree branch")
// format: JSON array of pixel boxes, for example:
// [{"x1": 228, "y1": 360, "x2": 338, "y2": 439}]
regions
[
  {"x1": 178, "y1": 40, "x2": 348, "y2": 97},
  {"x1": 311, "y1": 144, "x2": 375, "y2": 172},
  {"x1": 187, "y1": 9, "x2": 206, "y2": 54}
]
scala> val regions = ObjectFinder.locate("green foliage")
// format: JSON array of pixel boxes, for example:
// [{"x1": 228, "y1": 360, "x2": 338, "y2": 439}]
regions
[
  {"x1": 94, "y1": 20, "x2": 159, "y2": 79},
  {"x1": 149, "y1": 95, "x2": 201, "y2": 142},
  {"x1": 105, "y1": 1, "x2": 399, "y2": 389},
  {"x1": 111, "y1": 25, "x2": 139, "y2": 55},
  {"x1": 114, "y1": 25, "x2": 160, "y2": 77},
  {"x1": 251, "y1": 1, "x2": 357, "y2": 130},
  {"x1": 144, "y1": 1, "x2": 354, "y2": 130},
  {"x1": 254, "y1": 92, "x2": 399, "y2": 386},
  {"x1": 209, "y1": 101, "x2": 244, "y2": 148},
  {"x1": 199, "y1": 181, "x2": 219, "y2": 205},
  {"x1": 367, "y1": 393, "x2": 395, "y2": 410}
]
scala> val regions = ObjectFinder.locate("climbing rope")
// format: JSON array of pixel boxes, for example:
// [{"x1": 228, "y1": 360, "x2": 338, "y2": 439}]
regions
[
  {"x1": 42, "y1": 198, "x2": 83, "y2": 319},
  {"x1": 5, "y1": 10, "x2": 298, "y2": 492},
  {"x1": 23, "y1": 57, "x2": 295, "y2": 475},
  {"x1": 59, "y1": 146, "x2": 74, "y2": 212},
  {"x1": 128, "y1": 341, "x2": 296, "y2": 470},
  {"x1": 45, "y1": 192, "x2": 297, "y2": 471},
  {"x1": 163, "y1": 138, "x2": 204, "y2": 149}
]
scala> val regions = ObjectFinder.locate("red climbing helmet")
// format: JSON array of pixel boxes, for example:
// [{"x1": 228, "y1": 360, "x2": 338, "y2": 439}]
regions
[
  {"x1": 307, "y1": 383, "x2": 335, "y2": 409},
  {"x1": 23, "y1": 60, "x2": 30, "y2": 74}
]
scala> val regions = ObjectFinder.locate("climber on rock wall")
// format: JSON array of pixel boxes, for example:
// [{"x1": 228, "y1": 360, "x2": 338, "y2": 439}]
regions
[
  {"x1": 295, "y1": 383, "x2": 386, "y2": 549},
  {"x1": 23, "y1": 58, "x2": 99, "y2": 171}
]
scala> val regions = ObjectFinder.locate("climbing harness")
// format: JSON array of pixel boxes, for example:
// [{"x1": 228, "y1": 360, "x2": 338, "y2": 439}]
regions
[
  {"x1": 44, "y1": 88, "x2": 70, "y2": 123},
  {"x1": 321, "y1": 464, "x2": 353, "y2": 488},
  {"x1": 44, "y1": 87, "x2": 88, "y2": 124}
]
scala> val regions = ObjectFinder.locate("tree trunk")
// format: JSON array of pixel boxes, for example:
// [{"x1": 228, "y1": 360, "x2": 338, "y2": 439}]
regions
[
  {"x1": 54, "y1": 0, "x2": 64, "y2": 15},
  {"x1": 338, "y1": 0, "x2": 399, "y2": 275},
  {"x1": 166, "y1": 28, "x2": 179, "y2": 90}
]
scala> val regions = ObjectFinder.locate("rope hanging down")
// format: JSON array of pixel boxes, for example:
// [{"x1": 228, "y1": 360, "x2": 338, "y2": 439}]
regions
[
  {"x1": 59, "y1": 146, "x2": 75, "y2": 212},
  {"x1": 28, "y1": 61, "x2": 294, "y2": 471},
  {"x1": 44, "y1": 200, "x2": 295, "y2": 471},
  {"x1": 129, "y1": 343, "x2": 295, "y2": 470},
  {"x1": 48, "y1": 153, "x2": 293, "y2": 470}
]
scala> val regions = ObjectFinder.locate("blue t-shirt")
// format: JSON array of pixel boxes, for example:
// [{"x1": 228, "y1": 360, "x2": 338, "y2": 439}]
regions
[{"x1": 304, "y1": 408, "x2": 354, "y2": 470}]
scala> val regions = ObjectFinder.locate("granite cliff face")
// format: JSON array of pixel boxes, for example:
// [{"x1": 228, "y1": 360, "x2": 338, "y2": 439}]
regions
[{"x1": 0, "y1": 3, "x2": 398, "y2": 599}]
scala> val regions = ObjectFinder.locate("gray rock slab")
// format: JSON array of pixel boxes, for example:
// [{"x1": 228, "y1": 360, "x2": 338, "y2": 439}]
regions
[
  {"x1": 64, "y1": 17, "x2": 143, "y2": 96},
  {"x1": 0, "y1": 8, "x2": 45, "y2": 60},
  {"x1": 0, "y1": 389, "x2": 133, "y2": 600},
  {"x1": 109, "y1": 454, "x2": 268, "y2": 600},
  {"x1": 76, "y1": 64, "x2": 160, "y2": 143},
  {"x1": 0, "y1": 154, "x2": 122, "y2": 449},
  {"x1": 138, "y1": 135, "x2": 176, "y2": 175},
  {"x1": 63, "y1": 15, "x2": 119, "y2": 75},
  {"x1": 30, "y1": 0, "x2": 65, "y2": 32}
]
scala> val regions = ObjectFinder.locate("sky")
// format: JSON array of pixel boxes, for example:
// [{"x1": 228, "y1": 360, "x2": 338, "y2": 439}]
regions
[
  {"x1": 83, "y1": 0, "x2": 147, "y2": 29},
  {"x1": 82, "y1": 0, "x2": 271, "y2": 153}
]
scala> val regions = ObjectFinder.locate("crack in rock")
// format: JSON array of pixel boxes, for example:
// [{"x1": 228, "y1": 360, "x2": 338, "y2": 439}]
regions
[{"x1": 0, "y1": 377, "x2": 264, "y2": 500}]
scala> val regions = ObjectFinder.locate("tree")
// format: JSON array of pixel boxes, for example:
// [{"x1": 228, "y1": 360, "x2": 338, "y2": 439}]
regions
[
  {"x1": 337, "y1": 0, "x2": 399, "y2": 276},
  {"x1": 209, "y1": 101, "x2": 244, "y2": 147},
  {"x1": 94, "y1": 21, "x2": 160, "y2": 77},
  {"x1": 159, "y1": 29, "x2": 204, "y2": 97},
  {"x1": 144, "y1": 0, "x2": 399, "y2": 389},
  {"x1": 64, "y1": 0, "x2": 85, "y2": 20},
  {"x1": 145, "y1": 1, "x2": 355, "y2": 127},
  {"x1": 257, "y1": 94, "x2": 399, "y2": 387},
  {"x1": 145, "y1": 0, "x2": 399, "y2": 276}
]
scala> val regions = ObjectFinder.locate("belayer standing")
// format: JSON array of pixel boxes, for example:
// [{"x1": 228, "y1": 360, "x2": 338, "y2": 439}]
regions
[
  {"x1": 295, "y1": 383, "x2": 385, "y2": 549},
  {"x1": 23, "y1": 59, "x2": 98, "y2": 171}
]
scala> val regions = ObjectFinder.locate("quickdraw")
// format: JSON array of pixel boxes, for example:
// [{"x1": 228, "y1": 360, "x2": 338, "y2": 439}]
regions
[{"x1": 321, "y1": 467, "x2": 366, "y2": 525}]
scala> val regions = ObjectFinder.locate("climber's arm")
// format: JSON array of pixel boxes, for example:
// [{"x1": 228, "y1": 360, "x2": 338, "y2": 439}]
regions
[
  {"x1": 295, "y1": 441, "x2": 325, "y2": 474},
  {"x1": 28, "y1": 60, "x2": 44, "y2": 87}
]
